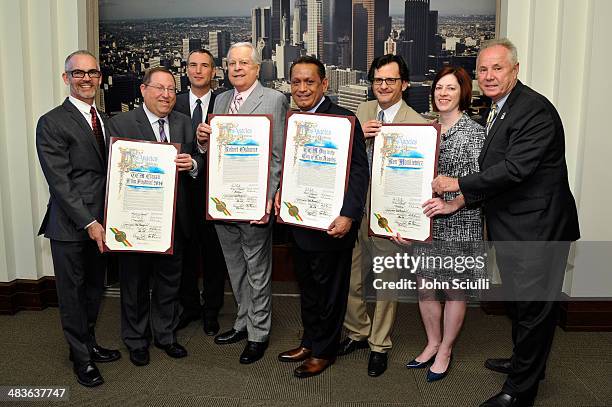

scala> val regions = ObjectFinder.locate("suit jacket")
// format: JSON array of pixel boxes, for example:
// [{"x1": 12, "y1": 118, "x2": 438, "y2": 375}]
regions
[
  {"x1": 213, "y1": 81, "x2": 289, "y2": 200},
  {"x1": 459, "y1": 81, "x2": 580, "y2": 241},
  {"x1": 174, "y1": 91, "x2": 216, "y2": 221},
  {"x1": 174, "y1": 91, "x2": 216, "y2": 130},
  {"x1": 291, "y1": 97, "x2": 370, "y2": 251},
  {"x1": 106, "y1": 106, "x2": 203, "y2": 240},
  {"x1": 36, "y1": 98, "x2": 108, "y2": 241}
]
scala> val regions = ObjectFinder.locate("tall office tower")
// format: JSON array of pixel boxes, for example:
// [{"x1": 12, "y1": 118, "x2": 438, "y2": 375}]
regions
[
  {"x1": 257, "y1": 37, "x2": 272, "y2": 60},
  {"x1": 428, "y1": 10, "x2": 438, "y2": 55},
  {"x1": 374, "y1": 1, "x2": 390, "y2": 59},
  {"x1": 351, "y1": 0, "x2": 386, "y2": 70},
  {"x1": 209, "y1": 31, "x2": 231, "y2": 64},
  {"x1": 351, "y1": 2, "x2": 368, "y2": 71},
  {"x1": 276, "y1": 42, "x2": 300, "y2": 79},
  {"x1": 272, "y1": 0, "x2": 290, "y2": 47},
  {"x1": 252, "y1": 6, "x2": 272, "y2": 46},
  {"x1": 307, "y1": 0, "x2": 323, "y2": 58},
  {"x1": 322, "y1": 0, "x2": 352, "y2": 66},
  {"x1": 293, "y1": 0, "x2": 308, "y2": 46},
  {"x1": 404, "y1": 0, "x2": 429, "y2": 79},
  {"x1": 182, "y1": 38, "x2": 202, "y2": 61},
  {"x1": 337, "y1": 36, "x2": 351, "y2": 67}
]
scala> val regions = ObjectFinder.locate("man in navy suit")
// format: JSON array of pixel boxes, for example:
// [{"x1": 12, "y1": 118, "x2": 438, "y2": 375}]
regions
[
  {"x1": 173, "y1": 49, "x2": 227, "y2": 335},
  {"x1": 107, "y1": 67, "x2": 203, "y2": 366},
  {"x1": 276, "y1": 56, "x2": 369, "y2": 378},
  {"x1": 36, "y1": 50, "x2": 121, "y2": 387},
  {"x1": 433, "y1": 38, "x2": 579, "y2": 407}
]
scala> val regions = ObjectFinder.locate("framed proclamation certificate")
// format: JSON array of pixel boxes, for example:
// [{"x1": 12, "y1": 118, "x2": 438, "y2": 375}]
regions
[
  {"x1": 104, "y1": 137, "x2": 179, "y2": 254},
  {"x1": 206, "y1": 114, "x2": 272, "y2": 222},
  {"x1": 278, "y1": 112, "x2": 355, "y2": 231},
  {"x1": 369, "y1": 123, "x2": 440, "y2": 241}
]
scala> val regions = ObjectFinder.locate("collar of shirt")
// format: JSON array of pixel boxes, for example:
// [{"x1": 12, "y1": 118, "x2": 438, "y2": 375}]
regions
[
  {"x1": 143, "y1": 103, "x2": 169, "y2": 142},
  {"x1": 493, "y1": 92, "x2": 510, "y2": 112},
  {"x1": 189, "y1": 89, "x2": 212, "y2": 116},
  {"x1": 68, "y1": 96, "x2": 105, "y2": 134},
  {"x1": 376, "y1": 99, "x2": 403, "y2": 123},
  {"x1": 303, "y1": 96, "x2": 326, "y2": 113},
  {"x1": 233, "y1": 80, "x2": 259, "y2": 104}
]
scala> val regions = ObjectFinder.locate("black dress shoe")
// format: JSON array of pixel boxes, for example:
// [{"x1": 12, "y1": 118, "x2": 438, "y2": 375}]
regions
[
  {"x1": 73, "y1": 361, "x2": 104, "y2": 387},
  {"x1": 367, "y1": 351, "x2": 388, "y2": 377},
  {"x1": 337, "y1": 337, "x2": 369, "y2": 356},
  {"x1": 129, "y1": 348, "x2": 150, "y2": 366},
  {"x1": 203, "y1": 316, "x2": 220, "y2": 336},
  {"x1": 406, "y1": 353, "x2": 436, "y2": 369},
  {"x1": 479, "y1": 391, "x2": 535, "y2": 407},
  {"x1": 90, "y1": 345, "x2": 121, "y2": 363},
  {"x1": 155, "y1": 342, "x2": 188, "y2": 358},
  {"x1": 214, "y1": 329, "x2": 247, "y2": 345},
  {"x1": 239, "y1": 341, "x2": 268, "y2": 364},
  {"x1": 485, "y1": 358, "x2": 512, "y2": 374}
]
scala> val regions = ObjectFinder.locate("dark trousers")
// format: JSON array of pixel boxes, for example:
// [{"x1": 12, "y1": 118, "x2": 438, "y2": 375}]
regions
[
  {"x1": 50, "y1": 239, "x2": 106, "y2": 364},
  {"x1": 119, "y1": 237, "x2": 184, "y2": 350},
  {"x1": 293, "y1": 247, "x2": 353, "y2": 358},
  {"x1": 495, "y1": 241, "x2": 571, "y2": 396},
  {"x1": 179, "y1": 221, "x2": 227, "y2": 318}
]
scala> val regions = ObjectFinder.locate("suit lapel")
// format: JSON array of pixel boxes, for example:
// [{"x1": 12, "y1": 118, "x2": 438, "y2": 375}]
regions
[
  {"x1": 479, "y1": 82, "x2": 523, "y2": 163},
  {"x1": 238, "y1": 82, "x2": 263, "y2": 114},
  {"x1": 315, "y1": 97, "x2": 332, "y2": 113},
  {"x1": 62, "y1": 98, "x2": 104, "y2": 164},
  {"x1": 168, "y1": 111, "x2": 183, "y2": 144},
  {"x1": 393, "y1": 101, "x2": 410, "y2": 123},
  {"x1": 135, "y1": 106, "x2": 158, "y2": 142}
]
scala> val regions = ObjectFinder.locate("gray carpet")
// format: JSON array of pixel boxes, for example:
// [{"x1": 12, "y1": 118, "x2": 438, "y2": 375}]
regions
[{"x1": 0, "y1": 286, "x2": 611, "y2": 407}]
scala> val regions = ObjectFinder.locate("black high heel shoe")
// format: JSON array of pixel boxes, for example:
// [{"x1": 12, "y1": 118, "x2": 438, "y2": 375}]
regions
[
  {"x1": 405, "y1": 353, "x2": 436, "y2": 369},
  {"x1": 426, "y1": 355, "x2": 452, "y2": 382}
]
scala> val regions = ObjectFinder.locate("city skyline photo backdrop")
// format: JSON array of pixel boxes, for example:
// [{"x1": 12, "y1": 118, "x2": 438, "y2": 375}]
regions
[{"x1": 98, "y1": 0, "x2": 496, "y2": 117}]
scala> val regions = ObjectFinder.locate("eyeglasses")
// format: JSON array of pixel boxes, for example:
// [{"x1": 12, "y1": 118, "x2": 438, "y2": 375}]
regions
[
  {"x1": 372, "y1": 77, "x2": 402, "y2": 86},
  {"x1": 68, "y1": 69, "x2": 102, "y2": 78},
  {"x1": 144, "y1": 83, "x2": 177, "y2": 94}
]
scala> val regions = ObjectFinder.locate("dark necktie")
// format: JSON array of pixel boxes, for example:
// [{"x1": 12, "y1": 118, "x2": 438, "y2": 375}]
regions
[
  {"x1": 89, "y1": 106, "x2": 106, "y2": 155},
  {"x1": 192, "y1": 99, "x2": 203, "y2": 133},
  {"x1": 158, "y1": 119, "x2": 167, "y2": 142}
]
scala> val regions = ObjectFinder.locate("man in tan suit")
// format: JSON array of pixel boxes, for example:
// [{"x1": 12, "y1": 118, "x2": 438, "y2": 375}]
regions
[{"x1": 338, "y1": 54, "x2": 428, "y2": 377}]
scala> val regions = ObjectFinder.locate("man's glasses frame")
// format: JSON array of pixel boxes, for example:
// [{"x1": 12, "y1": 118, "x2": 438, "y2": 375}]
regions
[
  {"x1": 144, "y1": 83, "x2": 177, "y2": 94},
  {"x1": 67, "y1": 69, "x2": 102, "y2": 79},
  {"x1": 372, "y1": 77, "x2": 402, "y2": 86}
]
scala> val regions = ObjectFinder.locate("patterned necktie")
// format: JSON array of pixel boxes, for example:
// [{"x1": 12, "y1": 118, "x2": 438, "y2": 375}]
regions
[
  {"x1": 89, "y1": 106, "x2": 106, "y2": 155},
  {"x1": 367, "y1": 110, "x2": 385, "y2": 172},
  {"x1": 158, "y1": 119, "x2": 167, "y2": 142},
  {"x1": 229, "y1": 93, "x2": 243, "y2": 114},
  {"x1": 192, "y1": 99, "x2": 203, "y2": 133},
  {"x1": 485, "y1": 102, "x2": 498, "y2": 135}
]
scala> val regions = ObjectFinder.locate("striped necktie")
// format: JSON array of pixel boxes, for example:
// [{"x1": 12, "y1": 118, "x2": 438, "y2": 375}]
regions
[
  {"x1": 229, "y1": 93, "x2": 243, "y2": 114},
  {"x1": 89, "y1": 106, "x2": 106, "y2": 156},
  {"x1": 158, "y1": 119, "x2": 167, "y2": 142},
  {"x1": 485, "y1": 102, "x2": 498, "y2": 135}
]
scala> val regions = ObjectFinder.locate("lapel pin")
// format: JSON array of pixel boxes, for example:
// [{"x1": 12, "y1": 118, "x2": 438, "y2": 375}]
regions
[{"x1": 500, "y1": 112, "x2": 506, "y2": 120}]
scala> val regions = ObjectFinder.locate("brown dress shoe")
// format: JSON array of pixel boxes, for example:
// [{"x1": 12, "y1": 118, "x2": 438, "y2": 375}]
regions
[
  {"x1": 278, "y1": 346, "x2": 312, "y2": 363},
  {"x1": 294, "y1": 357, "x2": 335, "y2": 378}
]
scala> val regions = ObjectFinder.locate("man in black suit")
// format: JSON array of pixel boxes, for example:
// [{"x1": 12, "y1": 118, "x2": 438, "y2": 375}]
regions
[
  {"x1": 276, "y1": 56, "x2": 369, "y2": 378},
  {"x1": 432, "y1": 38, "x2": 580, "y2": 407},
  {"x1": 107, "y1": 67, "x2": 203, "y2": 366},
  {"x1": 36, "y1": 50, "x2": 121, "y2": 387},
  {"x1": 173, "y1": 49, "x2": 227, "y2": 335}
]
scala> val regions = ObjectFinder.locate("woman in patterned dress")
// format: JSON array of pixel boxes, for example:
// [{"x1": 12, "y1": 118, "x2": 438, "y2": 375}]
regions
[{"x1": 393, "y1": 66, "x2": 485, "y2": 382}]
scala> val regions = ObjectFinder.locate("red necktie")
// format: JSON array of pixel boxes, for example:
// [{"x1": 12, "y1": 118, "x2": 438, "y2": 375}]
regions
[{"x1": 90, "y1": 106, "x2": 106, "y2": 156}]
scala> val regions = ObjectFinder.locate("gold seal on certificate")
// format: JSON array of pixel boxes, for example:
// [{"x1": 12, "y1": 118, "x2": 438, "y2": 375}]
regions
[
  {"x1": 278, "y1": 112, "x2": 355, "y2": 230},
  {"x1": 206, "y1": 114, "x2": 272, "y2": 222},
  {"x1": 369, "y1": 123, "x2": 441, "y2": 241},
  {"x1": 104, "y1": 138, "x2": 179, "y2": 253}
]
